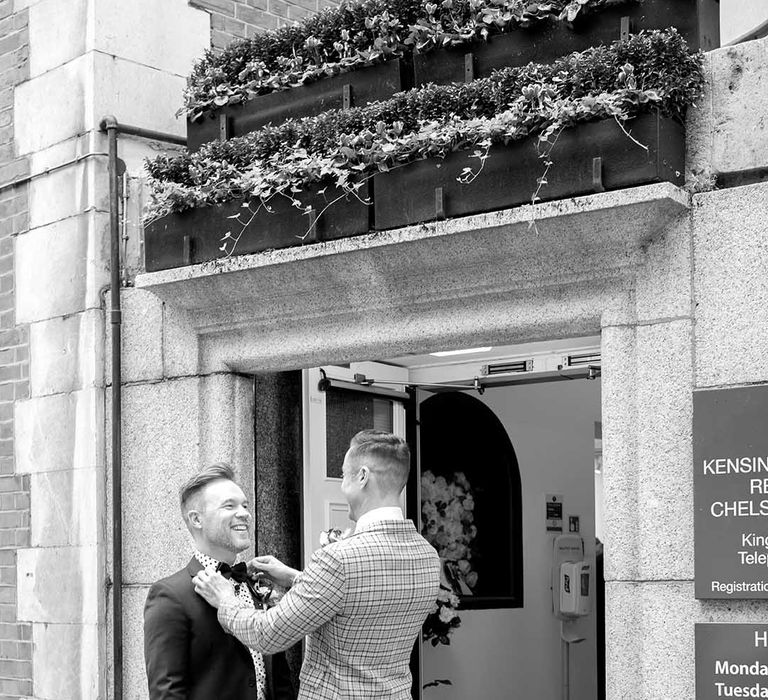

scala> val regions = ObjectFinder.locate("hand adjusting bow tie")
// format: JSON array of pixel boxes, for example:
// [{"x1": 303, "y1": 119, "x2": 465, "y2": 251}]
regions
[{"x1": 216, "y1": 561, "x2": 249, "y2": 584}]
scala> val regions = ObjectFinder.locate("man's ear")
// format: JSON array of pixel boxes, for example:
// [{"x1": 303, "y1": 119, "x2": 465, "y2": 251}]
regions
[
  {"x1": 187, "y1": 510, "x2": 203, "y2": 531},
  {"x1": 358, "y1": 466, "x2": 370, "y2": 488}
]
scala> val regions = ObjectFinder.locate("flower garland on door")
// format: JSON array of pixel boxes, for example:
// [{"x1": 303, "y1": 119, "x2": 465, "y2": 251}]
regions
[{"x1": 420, "y1": 470, "x2": 478, "y2": 646}]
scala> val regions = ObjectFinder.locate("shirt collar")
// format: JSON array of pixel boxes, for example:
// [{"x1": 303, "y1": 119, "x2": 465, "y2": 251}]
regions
[
  {"x1": 193, "y1": 549, "x2": 243, "y2": 571},
  {"x1": 193, "y1": 549, "x2": 221, "y2": 571},
  {"x1": 354, "y1": 506, "x2": 404, "y2": 533}
]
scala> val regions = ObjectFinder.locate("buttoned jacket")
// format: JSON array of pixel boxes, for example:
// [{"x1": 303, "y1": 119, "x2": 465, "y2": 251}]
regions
[{"x1": 144, "y1": 558, "x2": 296, "y2": 700}]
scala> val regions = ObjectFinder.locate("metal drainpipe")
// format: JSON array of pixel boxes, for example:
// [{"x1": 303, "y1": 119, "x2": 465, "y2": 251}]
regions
[
  {"x1": 101, "y1": 115, "x2": 124, "y2": 700},
  {"x1": 99, "y1": 116, "x2": 187, "y2": 700}
]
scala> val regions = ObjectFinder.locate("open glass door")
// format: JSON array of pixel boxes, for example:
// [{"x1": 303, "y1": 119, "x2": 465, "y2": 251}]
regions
[{"x1": 302, "y1": 361, "x2": 409, "y2": 565}]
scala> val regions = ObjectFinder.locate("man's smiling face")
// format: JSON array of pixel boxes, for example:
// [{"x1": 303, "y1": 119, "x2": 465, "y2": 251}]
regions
[{"x1": 196, "y1": 478, "x2": 251, "y2": 558}]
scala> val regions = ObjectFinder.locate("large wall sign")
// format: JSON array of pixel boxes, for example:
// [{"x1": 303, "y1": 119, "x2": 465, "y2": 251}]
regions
[
  {"x1": 696, "y1": 624, "x2": 768, "y2": 699},
  {"x1": 694, "y1": 386, "x2": 768, "y2": 599}
]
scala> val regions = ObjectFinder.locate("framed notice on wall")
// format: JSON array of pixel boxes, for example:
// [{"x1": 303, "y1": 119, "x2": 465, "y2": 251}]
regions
[
  {"x1": 694, "y1": 386, "x2": 768, "y2": 599},
  {"x1": 696, "y1": 624, "x2": 768, "y2": 699}
]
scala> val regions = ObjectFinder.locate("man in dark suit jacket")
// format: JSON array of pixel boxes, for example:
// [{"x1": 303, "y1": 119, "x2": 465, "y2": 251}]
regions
[{"x1": 144, "y1": 463, "x2": 295, "y2": 700}]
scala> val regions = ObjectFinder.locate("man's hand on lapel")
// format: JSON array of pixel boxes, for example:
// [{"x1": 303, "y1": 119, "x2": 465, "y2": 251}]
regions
[
  {"x1": 248, "y1": 555, "x2": 301, "y2": 589},
  {"x1": 192, "y1": 570, "x2": 238, "y2": 609}
]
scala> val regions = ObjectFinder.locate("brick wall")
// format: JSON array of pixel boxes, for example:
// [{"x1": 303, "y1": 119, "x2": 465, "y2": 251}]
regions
[
  {"x1": 190, "y1": 0, "x2": 337, "y2": 50},
  {"x1": 0, "y1": 0, "x2": 32, "y2": 697}
]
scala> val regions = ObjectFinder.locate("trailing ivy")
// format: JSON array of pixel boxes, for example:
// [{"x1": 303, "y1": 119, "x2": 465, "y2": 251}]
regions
[
  {"x1": 183, "y1": 0, "x2": 635, "y2": 120},
  {"x1": 147, "y1": 30, "x2": 703, "y2": 222}
]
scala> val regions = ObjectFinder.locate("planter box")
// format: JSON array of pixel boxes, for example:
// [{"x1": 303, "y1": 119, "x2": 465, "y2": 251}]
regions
[
  {"x1": 144, "y1": 184, "x2": 371, "y2": 272},
  {"x1": 413, "y1": 0, "x2": 719, "y2": 87},
  {"x1": 373, "y1": 111, "x2": 683, "y2": 230},
  {"x1": 188, "y1": 59, "x2": 410, "y2": 152}
]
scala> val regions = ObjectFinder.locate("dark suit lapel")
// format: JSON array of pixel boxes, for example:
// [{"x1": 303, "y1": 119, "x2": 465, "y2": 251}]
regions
[
  {"x1": 263, "y1": 652, "x2": 274, "y2": 699},
  {"x1": 186, "y1": 557, "x2": 203, "y2": 578}
]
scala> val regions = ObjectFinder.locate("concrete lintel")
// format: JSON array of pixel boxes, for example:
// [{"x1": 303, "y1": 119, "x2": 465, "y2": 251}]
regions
[{"x1": 136, "y1": 183, "x2": 690, "y2": 335}]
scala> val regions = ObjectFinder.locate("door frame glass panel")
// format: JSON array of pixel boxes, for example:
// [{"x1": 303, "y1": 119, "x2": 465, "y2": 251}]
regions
[{"x1": 302, "y1": 363, "x2": 408, "y2": 564}]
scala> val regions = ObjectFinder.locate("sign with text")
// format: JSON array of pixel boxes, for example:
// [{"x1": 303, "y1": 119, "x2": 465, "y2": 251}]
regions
[
  {"x1": 546, "y1": 494, "x2": 563, "y2": 532},
  {"x1": 696, "y1": 624, "x2": 768, "y2": 699},
  {"x1": 694, "y1": 386, "x2": 768, "y2": 599}
]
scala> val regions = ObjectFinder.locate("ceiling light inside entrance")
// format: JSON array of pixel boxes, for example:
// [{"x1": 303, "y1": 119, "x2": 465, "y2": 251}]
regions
[{"x1": 429, "y1": 347, "x2": 493, "y2": 357}]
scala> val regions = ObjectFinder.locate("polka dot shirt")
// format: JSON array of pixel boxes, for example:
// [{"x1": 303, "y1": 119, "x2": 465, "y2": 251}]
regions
[{"x1": 194, "y1": 550, "x2": 267, "y2": 700}]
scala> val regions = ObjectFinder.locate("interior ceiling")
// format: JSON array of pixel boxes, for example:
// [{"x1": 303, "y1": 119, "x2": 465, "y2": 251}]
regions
[{"x1": 384, "y1": 335, "x2": 601, "y2": 370}]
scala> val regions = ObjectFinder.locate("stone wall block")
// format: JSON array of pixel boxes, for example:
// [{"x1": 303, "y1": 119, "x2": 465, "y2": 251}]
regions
[
  {"x1": 27, "y1": 152, "x2": 109, "y2": 230},
  {"x1": 198, "y1": 372, "x2": 255, "y2": 555},
  {"x1": 638, "y1": 582, "x2": 696, "y2": 700},
  {"x1": 16, "y1": 546, "x2": 100, "y2": 624},
  {"x1": 14, "y1": 54, "x2": 88, "y2": 155},
  {"x1": 198, "y1": 372, "x2": 254, "y2": 479},
  {"x1": 29, "y1": 310, "x2": 104, "y2": 397},
  {"x1": 30, "y1": 467, "x2": 103, "y2": 547},
  {"x1": 91, "y1": 52, "x2": 188, "y2": 141},
  {"x1": 119, "y1": 378, "x2": 200, "y2": 584},
  {"x1": 635, "y1": 214, "x2": 693, "y2": 322},
  {"x1": 609, "y1": 581, "x2": 768, "y2": 700},
  {"x1": 687, "y1": 37, "x2": 768, "y2": 176},
  {"x1": 599, "y1": 285, "x2": 635, "y2": 328},
  {"x1": 254, "y1": 371, "x2": 302, "y2": 569},
  {"x1": 33, "y1": 622, "x2": 100, "y2": 700},
  {"x1": 94, "y1": 0, "x2": 209, "y2": 77},
  {"x1": 16, "y1": 212, "x2": 110, "y2": 323},
  {"x1": 13, "y1": 0, "x2": 43, "y2": 11},
  {"x1": 634, "y1": 320, "x2": 694, "y2": 580},
  {"x1": 162, "y1": 302, "x2": 200, "y2": 378},
  {"x1": 694, "y1": 182, "x2": 768, "y2": 387},
  {"x1": 27, "y1": 0, "x2": 87, "y2": 77},
  {"x1": 16, "y1": 52, "x2": 188, "y2": 153},
  {"x1": 600, "y1": 324, "x2": 639, "y2": 582},
  {"x1": 122, "y1": 586, "x2": 150, "y2": 700},
  {"x1": 708, "y1": 39, "x2": 768, "y2": 174},
  {"x1": 684, "y1": 52, "x2": 713, "y2": 180},
  {"x1": 604, "y1": 581, "x2": 643, "y2": 700},
  {"x1": 15, "y1": 388, "x2": 104, "y2": 474},
  {"x1": 105, "y1": 288, "x2": 163, "y2": 384}
]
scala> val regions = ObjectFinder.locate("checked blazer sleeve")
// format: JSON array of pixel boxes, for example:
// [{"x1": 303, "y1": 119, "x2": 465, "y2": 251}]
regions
[{"x1": 218, "y1": 545, "x2": 345, "y2": 655}]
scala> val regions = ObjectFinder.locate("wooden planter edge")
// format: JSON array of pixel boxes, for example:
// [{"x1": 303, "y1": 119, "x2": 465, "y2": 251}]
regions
[{"x1": 148, "y1": 111, "x2": 685, "y2": 272}]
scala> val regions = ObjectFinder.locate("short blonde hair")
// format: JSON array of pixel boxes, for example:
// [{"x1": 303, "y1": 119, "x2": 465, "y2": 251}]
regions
[
  {"x1": 179, "y1": 463, "x2": 235, "y2": 526},
  {"x1": 346, "y1": 430, "x2": 410, "y2": 494}
]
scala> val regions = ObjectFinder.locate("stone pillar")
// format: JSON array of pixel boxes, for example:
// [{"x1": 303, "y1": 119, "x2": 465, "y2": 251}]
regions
[
  {"x1": 116, "y1": 289, "x2": 258, "y2": 696},
  {"x1": 600, "y1": 208, "x2": 697, "y2": 699},
  {"x1": 254, "y1": 371, "x2": 303, "y2": 570},
  {"x1": 254, "y1": 371, "x2": 304, "y2": 688},
  {"x1": 10, "y1": 1, "x2": 208, "y2": 698}
]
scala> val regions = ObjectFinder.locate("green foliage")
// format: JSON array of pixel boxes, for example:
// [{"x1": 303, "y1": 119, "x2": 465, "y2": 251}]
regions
[
  {"x1": 146, "y1": 30, "x2": 704, "y2": 222},
  {"x1": 684, "y1": 166, "x2": 718, "y2": 194},
  {"x1": 182, "y1": 0, "x2": 636, "y2": 119}
]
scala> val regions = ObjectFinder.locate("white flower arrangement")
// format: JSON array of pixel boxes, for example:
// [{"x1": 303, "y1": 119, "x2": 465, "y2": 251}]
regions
[
  {"x1": 421, "y1": 470, "x2": 479, "y2": 593},
  {"x1": 319, "y1": 527, "x2": 352, "y2": 547}
]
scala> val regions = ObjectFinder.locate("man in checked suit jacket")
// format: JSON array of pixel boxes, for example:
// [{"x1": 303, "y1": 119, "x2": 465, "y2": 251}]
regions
[
  {"x1": 194, "y1": 430, "x2": 441, "y2": 699},
  {"x1": 144, "y1": 463, "x2": 295, "y2": 700}
]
